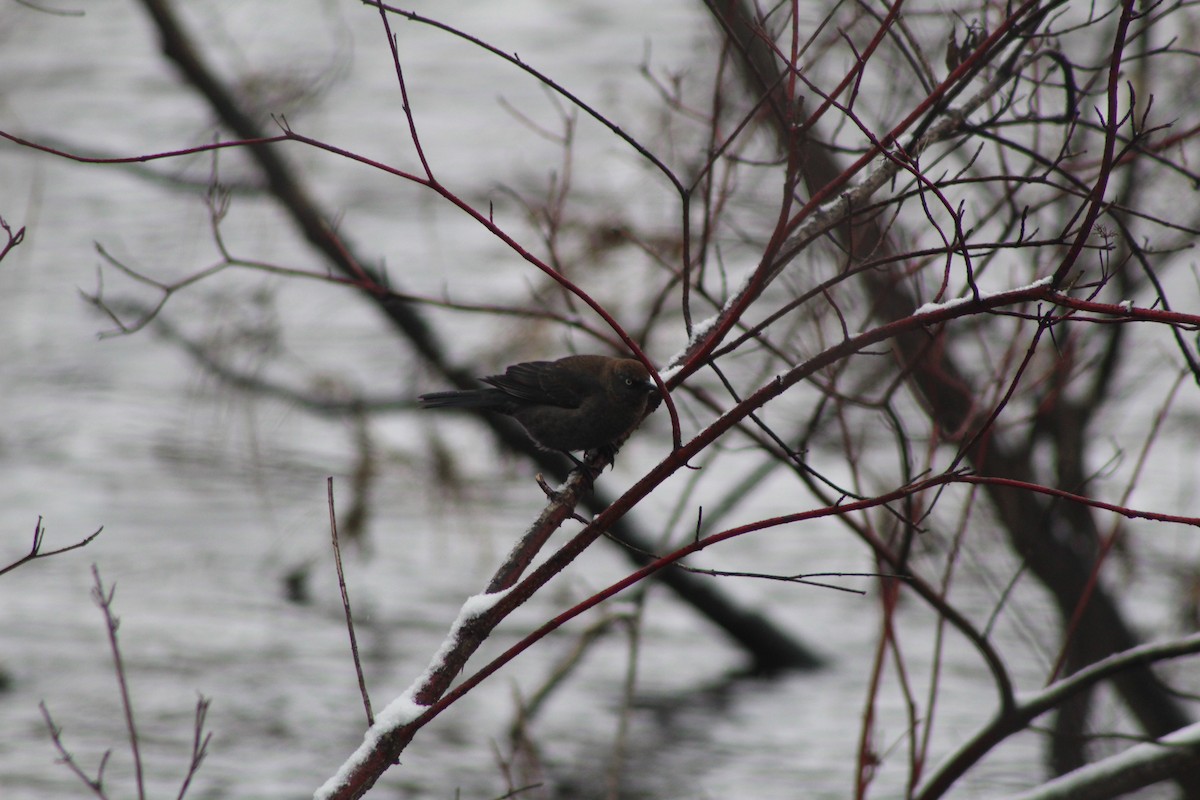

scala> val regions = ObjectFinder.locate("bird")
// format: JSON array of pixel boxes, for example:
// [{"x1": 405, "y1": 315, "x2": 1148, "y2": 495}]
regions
[{"x1": 418, "y1": 355, "x2": 658, "y2": 465}]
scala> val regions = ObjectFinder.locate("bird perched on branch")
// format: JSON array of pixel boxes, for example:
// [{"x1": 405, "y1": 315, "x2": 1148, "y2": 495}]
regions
[{"x1": 418, "y1": 355, "x2": 658, "y2": 465}]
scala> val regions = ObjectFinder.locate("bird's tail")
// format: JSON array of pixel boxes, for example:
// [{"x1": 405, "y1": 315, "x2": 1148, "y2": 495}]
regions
[{"x1": 417, "y1": 388, "x2": 510, "y2": 410}]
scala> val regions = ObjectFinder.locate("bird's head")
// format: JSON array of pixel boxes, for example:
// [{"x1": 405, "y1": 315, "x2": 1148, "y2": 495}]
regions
[{"x1": 608, "y1": 359, "x2": 660, "y2": 412}]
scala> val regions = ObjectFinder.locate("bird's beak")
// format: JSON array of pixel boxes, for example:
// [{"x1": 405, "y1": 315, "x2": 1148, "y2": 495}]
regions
[{"x1": 645, "y1": 380, "x2": 663, "y2": 411}]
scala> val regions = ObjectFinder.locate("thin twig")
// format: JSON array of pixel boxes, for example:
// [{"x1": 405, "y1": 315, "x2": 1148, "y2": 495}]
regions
[
  {"x1": 39, "y1": 702, "x2": 110, "y2": 799},
  {"x1": 0, "y1": 517, "x2": 102, "y2": 577},
  {"x1": 175, "y1": 695, "x2": 213, "y2": 800},
  {"x1": 90, "y1": 566, "x2": 146, "y2": 800},
  {"x1": 328, "y1": 477, "x2": 374, "y2": 727}
]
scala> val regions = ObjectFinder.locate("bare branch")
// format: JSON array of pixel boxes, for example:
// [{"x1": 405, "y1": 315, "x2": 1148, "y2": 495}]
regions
[{"x1": 0, "y1": 518, "x2": 102, "y2": 578}]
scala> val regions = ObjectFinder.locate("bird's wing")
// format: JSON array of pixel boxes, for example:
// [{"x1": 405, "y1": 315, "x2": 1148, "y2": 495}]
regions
[{"x1": 483, "y1": 360, "x2": 585, "y2": 408}]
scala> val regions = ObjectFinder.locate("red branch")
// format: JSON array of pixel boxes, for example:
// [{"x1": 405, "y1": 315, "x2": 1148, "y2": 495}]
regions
[{"x1": 318, "y1": 278, "x2": 1194, "y2": 798}]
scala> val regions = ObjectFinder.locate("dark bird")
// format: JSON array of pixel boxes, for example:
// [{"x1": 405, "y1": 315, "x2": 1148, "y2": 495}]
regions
[{"x1": 418, "y1": 355, "x2": 658, "y2": 461}]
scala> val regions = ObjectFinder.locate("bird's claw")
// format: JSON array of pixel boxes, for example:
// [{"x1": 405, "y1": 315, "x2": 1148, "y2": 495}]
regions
[{"x1": 563, "y1": 452, "x2": 600, "y2": 492}]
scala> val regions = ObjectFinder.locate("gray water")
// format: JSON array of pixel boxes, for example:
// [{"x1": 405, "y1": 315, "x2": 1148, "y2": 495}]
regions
[{"x1": 0, "y1": 1, "x2": 1189, "y2": 798}]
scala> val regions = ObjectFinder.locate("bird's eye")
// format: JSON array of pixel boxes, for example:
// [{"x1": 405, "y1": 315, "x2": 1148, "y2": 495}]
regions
[{"x1": 625, "y1": 378, "x2": 633, "y2": 386}]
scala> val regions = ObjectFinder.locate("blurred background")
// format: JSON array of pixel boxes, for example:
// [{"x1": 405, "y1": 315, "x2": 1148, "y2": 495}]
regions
[{"x1": 2, "y1": 1, "x2": 1198, "y2": 798}]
